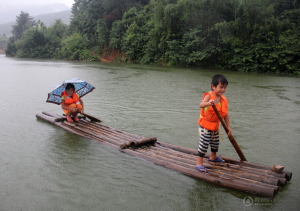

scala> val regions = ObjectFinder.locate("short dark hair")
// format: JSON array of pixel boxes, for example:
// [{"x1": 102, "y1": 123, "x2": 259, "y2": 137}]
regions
[
  {"x1": 65, "y1": 83, "x2": 75, "y2": 90},
  {"x1": 211, "y1": 74, "x2": 228, "y2": 89}
]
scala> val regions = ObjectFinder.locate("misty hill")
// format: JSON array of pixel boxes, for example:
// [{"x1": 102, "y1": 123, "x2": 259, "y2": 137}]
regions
[
  {"x1": 35, "y1": 10, "x2": 71, "y2": 27},
  {"x1": 0, "y1": 10, "x2": 71, "y2": 37},
  {"x1": 0, "y1": 3, "x2": 70, "y2": 24}
]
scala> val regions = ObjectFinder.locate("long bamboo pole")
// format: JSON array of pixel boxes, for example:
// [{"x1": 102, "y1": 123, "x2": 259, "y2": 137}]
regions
[{"x1": 211, "y1": 103, "x2": 247, "y2": 161}]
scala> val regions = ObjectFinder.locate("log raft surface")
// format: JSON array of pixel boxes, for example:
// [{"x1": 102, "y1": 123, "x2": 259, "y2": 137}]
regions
[{"x1": 36, "y1": 111, "x2": 292, "y2": 199}]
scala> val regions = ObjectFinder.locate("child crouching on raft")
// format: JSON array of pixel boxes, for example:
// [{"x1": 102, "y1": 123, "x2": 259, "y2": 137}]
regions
[
  {"x1": 196, "y1": 74, "x2": 232, "y2": 173},
  {"x1": 61, "y1": 83, "x2": 84, "y2": 122}
]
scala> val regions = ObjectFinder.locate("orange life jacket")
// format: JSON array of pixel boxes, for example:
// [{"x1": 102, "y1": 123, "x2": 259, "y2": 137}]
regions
[
  {"x1": 198, "y1": 91, "x2": 228, "y2": 131},
  {"x1": 61, "y1": 90, "x2": 79, "y2": 106}
]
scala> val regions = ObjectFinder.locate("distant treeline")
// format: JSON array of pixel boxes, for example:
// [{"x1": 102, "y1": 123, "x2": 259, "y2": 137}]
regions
[
  {"x1": 0, "y1": 10, "x2": 71, "y2": 37},
  {"x1": 5, "y1": 0, "x2": 300, "y2": 75}
]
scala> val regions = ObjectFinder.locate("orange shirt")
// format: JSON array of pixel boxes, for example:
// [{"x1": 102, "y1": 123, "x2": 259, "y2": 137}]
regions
[{"x1": 198, "y1": 91, "x2": 228, "y2": 131}]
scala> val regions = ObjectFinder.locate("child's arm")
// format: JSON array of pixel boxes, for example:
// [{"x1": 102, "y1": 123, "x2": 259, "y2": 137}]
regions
[
  {"x1": 199, "y1": 94, "x2": 215, "y2": 108},
  {"x1": 224, "y1": 114, "x2": 232, "y2": 136},
  {"x1": 61, "y1": 100, "x2": 77, "y2": 112},
  {"x1": 79, "y1": 98, "x2": 84, "y2": 113}
]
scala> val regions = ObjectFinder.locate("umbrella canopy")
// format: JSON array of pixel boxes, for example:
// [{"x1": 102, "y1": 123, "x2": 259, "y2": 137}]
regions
[{"x1": 46, "y1": 78, "x2": 95, "y2": 105}]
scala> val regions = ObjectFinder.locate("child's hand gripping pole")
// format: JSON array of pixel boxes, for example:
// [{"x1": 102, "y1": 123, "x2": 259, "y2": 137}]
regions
[{"x1": 212, "y1": 99, "x2": 247, "y2": 161}]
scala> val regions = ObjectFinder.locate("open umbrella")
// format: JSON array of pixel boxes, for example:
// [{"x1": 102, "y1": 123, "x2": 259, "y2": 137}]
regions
[{"x1": 46, "y1": 78, "x2": 95, "y2": 105}]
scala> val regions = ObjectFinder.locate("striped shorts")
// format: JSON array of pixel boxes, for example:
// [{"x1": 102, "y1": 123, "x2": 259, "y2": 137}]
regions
[{"x1": 197, "y1": 126, "x2": 220, "y2": 157}]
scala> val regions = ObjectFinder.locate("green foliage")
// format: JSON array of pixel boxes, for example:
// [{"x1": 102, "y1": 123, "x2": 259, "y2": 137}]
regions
[
  {"x1": 5, "y1": 37, "x2": 17, "y2": 57},
  {"x1": 55, "y1": 33, "x2": 99, "y2": 61},
  {"x1": 5, "y1": 0, "x2": 300, "y2": 75},
  {"x1": 0, "y1": 34, "x2": 8, "y2": 49},
  {"x1": 15, "y1": 25, "x2": 48, "y2": 58},
  {"x1": 5, "y1": 11, "x2": 36, "y2": 57},
  {"x1": 44, "y1": 19, "x2": 68, "y2": 58},
  {"x1": 12, "y1": 11, "x2": 36, "y2": 40},
  {"x1": 9, "y1": 19, "x2": 68, "y2": 58},
  {"x1": 219, "y1": 3, "x2": 300, "y2": 75}
]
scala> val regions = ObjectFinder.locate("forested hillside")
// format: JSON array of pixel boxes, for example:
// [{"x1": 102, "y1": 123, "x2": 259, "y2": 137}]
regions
[{"x1": 5, "y1": 0, "x2": 300, "y2": 75}]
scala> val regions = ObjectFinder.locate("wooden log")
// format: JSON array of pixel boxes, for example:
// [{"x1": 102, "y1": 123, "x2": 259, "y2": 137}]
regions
[
  {"x1": 155, "y1": 144, "x2": 287, "y2": 187},
  {"x1": 71, "y1": 128, "x2": 120, "y2": 150},
  {"x1": 156, "y1": 141, "x2": 291, "y2": 181},
  {"x1": 150, "y1": 146, "x2": 282, "y2": 187},
  {"x1": 121, "y1": 148, "x2": 276, "y2": 199},
  {"x1": 157, "y1": 141, "x2": 197, "y2": 155},
  {"x1": 219, "y1": 156, "x2": 291, "y2": 181},
  {"x1": 54, "y1": 122, "x2": 89, "y2": 137},
  {"x1": 36, "y1": 113, "x2": 56, "y2": 124},
  {"x1": 76, "y1": 122, "x2": 127, "y2": 144},
  {"x1": 42, "y1": 111, "x2": 62, "y2": 118},
  {"x1": 143, "y1": 149, "x2": 279, "y2": 192},
  {"x1": 78, "y1": 121, "x2": 140, "y2": 143},
  {"x1": 80, "y1": 112, "x2": 102, "y2": 122},
  {"x1": 37, "y1": 113, "x2": 97, "y2": 138},
  {"x1": 154, "y1": 144, "x2": 287, "y2": 187},
  {"x1": 81, "y1": 120, "x2": 145, "y2": 140},
  {"x1": 120, "y1": 137, "x2": 157, "y2": 149},
  {"x1": 63, "y1": 121, "x2": 121, "y2": 147},
  {"x1": 42, "y1": 111, "x2": 86, "y2": 122},
  {"x1": 272, "y1": 164, "x2": 284, "y2": 173}
]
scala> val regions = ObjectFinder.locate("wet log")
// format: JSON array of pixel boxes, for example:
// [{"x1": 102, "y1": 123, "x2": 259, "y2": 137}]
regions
[
  {"x1": 121, "y1": 148, "x2": 276, "y2": 199},
  {"x1": 63, "y1": 121, "x2": 121, "y2": 146},
  {"x1": 156, "y1": 141, "x2": 291, "y2": 181},
  {"x1": 36, "y1": 113, "x2": 56, "y2": 124},
  {"x1": 76, "y1": 122, "x2": 127, "y2": 144},
  {"x1": 54, "y1": 122, "x2": 88, "y2": 137},
  {"x1": 155, "y1": 144, "x2": 287, "y2": 186},
  {"x1": 272, "y1": 164, "x2": 284, "y2": 173},
  {"x1": 80, "y1": 112, "x2": 102, "y2": 122},
  {"x1": 219, "y1": 156, "x2": 291, "y2": 181},
  {"x1": 42, "y1": 111, "x2": 86, "y2": 122},
  {"x1": 144, "y1": 149, "x2": 279, "y2": 191},
  {"x1": 73, "y1": 129, "x2": 120, "y2": 150},
  {"x1": 120, "y1": 137, "x2": 157, "y2": 149},
  {"x1": 150, "y1": 146, "x2": 283, "y2": 187},
  {"x1": 79, "y1": 121, "x2": 141, "y2": 142},
  {"x1": 42, "y1": 111, "x2": 63, "y2": 119},
  {"x1": 81, "y1": 120, "x2": 144, "y2": 141}
]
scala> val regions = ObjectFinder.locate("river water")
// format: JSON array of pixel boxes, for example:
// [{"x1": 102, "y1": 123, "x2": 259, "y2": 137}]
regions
[{"x1": 0, "y1": 54, "x2": 299, "y2": 211}]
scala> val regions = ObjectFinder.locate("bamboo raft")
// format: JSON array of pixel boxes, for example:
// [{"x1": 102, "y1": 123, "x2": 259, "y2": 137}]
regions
[{"x1": 36, "y1": 111, "x2": 292, "y2": 199}]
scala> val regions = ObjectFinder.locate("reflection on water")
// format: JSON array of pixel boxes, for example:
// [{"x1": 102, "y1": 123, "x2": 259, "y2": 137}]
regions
[{"x1": 0, "y1": 55, "x2": 299, "y2": 211}]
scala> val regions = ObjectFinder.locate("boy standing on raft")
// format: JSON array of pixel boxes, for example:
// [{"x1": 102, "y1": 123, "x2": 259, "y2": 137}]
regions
[
  {"x1": 196, "y1": 74, "x2": 232, "y2": 172},
  {"x1": 61, "y1": 83, "x2": 84, "y2": 122}
]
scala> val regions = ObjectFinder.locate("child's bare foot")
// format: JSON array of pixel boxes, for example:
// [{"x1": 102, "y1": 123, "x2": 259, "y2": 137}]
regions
[
  {"x1": 66, "y1": 116, "x2": 73, "y2": 122},
  {"x1": 73, "y1": 116, "x2": 79, "y2": 122}
]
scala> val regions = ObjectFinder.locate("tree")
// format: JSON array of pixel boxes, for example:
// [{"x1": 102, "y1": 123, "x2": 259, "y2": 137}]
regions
[
  {"x1": 12, "y1": 11, "x2": 36, "y2": 40},
  {"x1": 6, "y1": 11, "x2": 36, "y2": 56}
]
